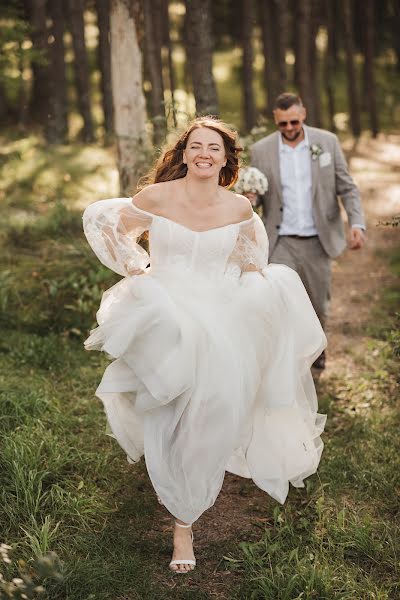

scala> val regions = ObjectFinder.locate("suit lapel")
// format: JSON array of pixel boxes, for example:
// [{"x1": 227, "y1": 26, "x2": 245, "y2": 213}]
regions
[
  {"x1": 270, "y1": 133, "x2": 283, "y2": 202},
  {"x1": 307, "y1": 127, "x2": 320, "y2": 199}
]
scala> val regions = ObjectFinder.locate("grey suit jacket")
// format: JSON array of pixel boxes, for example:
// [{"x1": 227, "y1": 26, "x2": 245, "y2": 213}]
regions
[{"x1": 250, "y1": 126, "x2": 365, "y2": 258}]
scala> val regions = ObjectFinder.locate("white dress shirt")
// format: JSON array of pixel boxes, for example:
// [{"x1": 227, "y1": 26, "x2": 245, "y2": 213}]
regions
[
  {"x1": 278, "y1": 126, "x2": 318, "y2": 237},
  {"x1": 278, "y1": 126, "x2": 364, "y2": 235}
]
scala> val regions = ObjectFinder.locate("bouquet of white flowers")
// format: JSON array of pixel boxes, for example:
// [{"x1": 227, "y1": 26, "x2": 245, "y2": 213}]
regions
[{"x1": 234, "y1": 166, "x2": 268, "y2": 195}]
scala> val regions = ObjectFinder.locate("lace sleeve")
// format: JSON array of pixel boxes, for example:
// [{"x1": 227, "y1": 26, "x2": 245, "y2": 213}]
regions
[
  {"x1": 228, "y1": 213, "x2": 269, "y2": 274},
  {"x1": 82, "y1": 198, "x2": 152, "y2": 277}
]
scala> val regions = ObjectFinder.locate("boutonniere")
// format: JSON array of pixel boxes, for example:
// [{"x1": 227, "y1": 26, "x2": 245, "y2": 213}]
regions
[{"x1": 310, "y1": 144, "x2": 323, "y2": 161}]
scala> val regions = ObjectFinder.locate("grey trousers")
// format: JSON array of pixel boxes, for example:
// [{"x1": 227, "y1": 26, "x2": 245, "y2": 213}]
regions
[{"x1": 270, "y1": 236, "x2": 331, "y2": 330}]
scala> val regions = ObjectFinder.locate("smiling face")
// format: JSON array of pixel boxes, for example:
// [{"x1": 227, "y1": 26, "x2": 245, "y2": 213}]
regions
[
  {"x1": 273, "y1": 103, "x2": 306, "y2": 143},
  {"x1": 183, "y1": 127, "x2": 227, "y2": 180}
]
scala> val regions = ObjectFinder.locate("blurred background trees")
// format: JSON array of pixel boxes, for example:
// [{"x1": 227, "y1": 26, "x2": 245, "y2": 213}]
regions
[{"x1": 0, "y1": 0, "x2": 399, "y2": 145}]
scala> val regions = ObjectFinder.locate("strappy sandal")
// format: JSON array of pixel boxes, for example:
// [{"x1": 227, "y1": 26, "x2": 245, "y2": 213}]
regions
[{"x1": 169, "y1": 522, "x2": 196, "y2": 573}]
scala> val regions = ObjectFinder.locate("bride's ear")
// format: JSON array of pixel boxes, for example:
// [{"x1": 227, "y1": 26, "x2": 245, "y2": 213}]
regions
[{"x1": 182, "y1": 151, "x2": 187, "y2": 165}]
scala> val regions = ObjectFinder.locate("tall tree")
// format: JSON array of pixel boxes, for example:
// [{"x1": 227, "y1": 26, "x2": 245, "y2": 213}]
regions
[
  {"x1": 143, "y1": 0, "x2": 166, "y2": 145},
  {"x1": 110, "y1": 0, "x2": 149, "y2": 195},
  {"x1": 95, "y1": 0, "x2": 113, "y2": 139},
  {"x1": 160, "y1": 0, "x2": 177, "y2": 127},
  {"x1": 47, "y1": 0, "x2": 68, "y2": 143},
  {"x1": 295, "y1": 0, "x2": 316, "y2": 124},
  {"x1": 273, "y1": 0, "x2": 289, "y2": 94},
  {"x1": 259, "y1": 0, "x2": 277, "y2": 113},
  {"x1": 343, "y1": 0, "x2": 361, "y2": 137},
  {"x1": 363, "y1": 0, "x2": 379, "y2": 137},
  {"x1": 26, "y1": 0, "x2": 50, "y2": 124},
  {"x1": 324, "y1": 0, "x2": 336, "y2": 132},
  {"x1": 67, "y1": 0, "x2": 94, "y2": 142},
  {"x1": 241, "y1": 0, "x2": 256, "y2": 131},
  {"x1": 184, "y1": 0, "x2": 218, "y2": 116},
  {"x1": 309, "y1": 0, "x2": 322, "y2": 127}
]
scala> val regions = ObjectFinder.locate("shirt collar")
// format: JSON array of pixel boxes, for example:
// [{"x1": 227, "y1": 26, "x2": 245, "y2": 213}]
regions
[{"x1": 279, "y1": 125, "x2": 309, "y2": 153}]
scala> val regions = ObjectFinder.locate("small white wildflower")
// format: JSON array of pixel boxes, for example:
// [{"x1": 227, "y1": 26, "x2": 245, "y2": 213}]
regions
[{"x1": 12, "y1": 577, "x2": 25, "y2": 586}]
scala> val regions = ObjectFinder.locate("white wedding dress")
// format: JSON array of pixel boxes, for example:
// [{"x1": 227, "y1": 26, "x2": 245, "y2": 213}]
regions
[{"x1": 83, "y1": 198, "x2": 327, "y2": 524}]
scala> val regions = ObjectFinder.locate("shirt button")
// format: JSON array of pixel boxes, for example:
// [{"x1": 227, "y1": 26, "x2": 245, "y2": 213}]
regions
[
  {"x1": 276, "y1": 225, "x2": 280, "y2": 229},
  {"x1": 279, "y1": 207, "x2": 283, "y2": 212}
]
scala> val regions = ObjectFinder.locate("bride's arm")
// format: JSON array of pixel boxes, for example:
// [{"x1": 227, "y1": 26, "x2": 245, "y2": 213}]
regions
[
  {"x1": 230, "y1": 213, "x2": 269, "y2": 275},
  {"x1": 83, "y1": 198, "x2": 153, "y2": 277}
]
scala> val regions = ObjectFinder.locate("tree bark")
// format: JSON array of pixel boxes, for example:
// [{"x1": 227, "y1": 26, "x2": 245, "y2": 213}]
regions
[
  {"x1": 110, "y1": 0, "x2": 149, "y2": 195},
  {"x1": 259, "y1": 0, "x2": 277, "y2": 113},
  {"x1": 343, "y1": 0, "x2": 361, "y2": 137},
  {"x1": 95, "y1": 0, "x2": 113, "y2": 139},
  {"x1": 26, "y1": 0, "x2": 50, "y2": 124},
  {"x1": 67, "y1": 0, "x2": 94, "y2": 142},
  {"x1": 324, "y1": 0, "x2": 336, "y2": 132},
  {"x1": 295, "y1": 0, "x2": 316, "y2": 124},
  {"x1": 363, "y1": 0, "x2": 378, "y2": 137},
  {"x1": 161, "y1": 0, "x2": 177, "y2": 127},
  {"x1": 272, "y1": 0, "x2": 288, "y2": 94},
  {"x1": 309, "y1": 0, "x2": 321, "y2": 127},
  {"x1": 47, "y1": 0, "x2": 68, "y2": 143},
  {"x1": 184, "y1": 0, "x2": 218, "y2": 116},
  {"x1": 143, "y1": 0, "x2": 166, "y2": 145},
  {"x1": 241, "y1": 0, "x2": 256, "y2": 131}
]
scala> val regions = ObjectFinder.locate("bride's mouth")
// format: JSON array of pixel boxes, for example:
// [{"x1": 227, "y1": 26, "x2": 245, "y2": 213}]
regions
[{"x1": 195, "y1": 162, "x2": 213, "y2": 169}]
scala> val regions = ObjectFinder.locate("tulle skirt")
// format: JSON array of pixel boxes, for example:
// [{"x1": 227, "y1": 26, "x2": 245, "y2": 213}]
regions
[{"x1": 85, "y1": 265, "x2": 326, "y2": 524}]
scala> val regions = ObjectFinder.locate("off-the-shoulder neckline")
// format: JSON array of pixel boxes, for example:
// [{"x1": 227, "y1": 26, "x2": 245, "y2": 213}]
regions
[{"x1": 130, "y1": 200, "x2": 255, "y2": 233}]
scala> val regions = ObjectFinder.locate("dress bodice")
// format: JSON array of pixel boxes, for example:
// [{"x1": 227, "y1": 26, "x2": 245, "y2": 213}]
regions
[
  {"x1": 82, "y1": 198, "x2": 270, "y2": 279},
  {"x1": 148, "y1": 216, "x2": 244, "y2": 279}
]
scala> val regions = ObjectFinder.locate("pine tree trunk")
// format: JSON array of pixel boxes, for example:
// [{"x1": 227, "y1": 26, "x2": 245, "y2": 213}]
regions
[
  {"x1": 110, "y1": 0, "x2": 149, "y2": 195},
  {"x1": 47, "y1": 0, "x2": 68, "y2": 143},
  {"x1": 273, "y1": 0, "x2": 288, "y2": 94},
  {"x1": 26, "y1": 0, "x2": 50, "y2": 124},
  {"x1": 143, "y1": 0, "x2": 166, "y2": 145},
  {"x1": 67, "y1": 0, "x2": 94, "y2": 142},
  {"x1": 324, "y1": 0, "x2": 336, "y2": 132},
  {"x1": 363, "y1": 0, "x2": 378, "y2": 137},
  {"x1": 309, "y1": 0, "x2": 321, "y2": 127},
  {"x1": 295, "y1": 0, "x2": 315, "y2": 124},
  {"x1": 95, "y1": 0, "x2": 113, "y2": 139},
  {"x1": 343, "y1": 0, "x2": 361, "y2": 137},
  {"x1": 184, "y1": 0, "x2": 218, "y2": 116},
  {"x1": 161, "y1": 0, "x2": 177, "y2": 127},
  {"x1": 241, "y1": 0, "x2": 256, "y2": 131},
  {"x1": 259, "y1": 0, "x2": 277, "y2": 113}
]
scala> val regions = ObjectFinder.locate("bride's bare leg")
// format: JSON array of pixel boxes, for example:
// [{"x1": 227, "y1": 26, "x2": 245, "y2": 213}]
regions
[{"x1": 169, "y1": 519, "x2": 196, "y2": 573}]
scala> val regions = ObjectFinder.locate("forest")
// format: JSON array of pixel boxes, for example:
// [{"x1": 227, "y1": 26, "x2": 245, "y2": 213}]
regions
[{"x1": 0, "y1": 1, "x2": 399, "y2": 599}]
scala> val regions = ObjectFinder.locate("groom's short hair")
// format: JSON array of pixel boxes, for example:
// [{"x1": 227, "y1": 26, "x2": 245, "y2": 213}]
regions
[{"x1": 274, "y1": 93, "x2": 303, "y2": 111}]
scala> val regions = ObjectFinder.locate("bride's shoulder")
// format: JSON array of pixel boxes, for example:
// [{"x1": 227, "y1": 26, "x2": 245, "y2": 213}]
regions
[
  {"x1": 132, "y1": 181, "x2": 173, "y2": 212},
  {"x1": 226, "y1": 190, "x2": 254, "y2": 221}
]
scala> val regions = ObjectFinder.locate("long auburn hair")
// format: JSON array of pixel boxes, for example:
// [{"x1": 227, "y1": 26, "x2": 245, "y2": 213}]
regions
[{"x1": 139, "y1": 117, "x2": 243, "y2": 190}]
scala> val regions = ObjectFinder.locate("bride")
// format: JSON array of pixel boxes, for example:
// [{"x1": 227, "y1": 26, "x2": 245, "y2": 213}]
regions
[{"x1": 83, "y1": 117, "x2": 326, "y2": 573}]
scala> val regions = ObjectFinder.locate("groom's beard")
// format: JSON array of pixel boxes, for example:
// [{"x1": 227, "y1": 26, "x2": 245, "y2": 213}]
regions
[{"x1": 281, "y1": 128, "x2": 303, "y2": 142}]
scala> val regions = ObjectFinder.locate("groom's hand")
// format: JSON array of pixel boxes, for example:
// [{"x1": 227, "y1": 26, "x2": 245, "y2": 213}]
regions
[{"x1": 348, "y1": 227, "x2": 365, "y2": 250}]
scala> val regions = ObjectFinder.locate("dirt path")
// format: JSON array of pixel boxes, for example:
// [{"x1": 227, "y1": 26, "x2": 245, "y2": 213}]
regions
[{"x1": 145, "y1": 134, "x2": 400, "y2": 599}]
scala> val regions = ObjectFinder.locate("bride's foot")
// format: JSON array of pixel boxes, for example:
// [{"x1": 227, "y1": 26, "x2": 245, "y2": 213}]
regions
[{"x1": 169, "y1": 521, "x2": 196, "y2": 573}]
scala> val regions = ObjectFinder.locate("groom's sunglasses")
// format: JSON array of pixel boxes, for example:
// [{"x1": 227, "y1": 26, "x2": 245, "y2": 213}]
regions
[{"x1": 277, "y1": 119, "x2": 301, "y2": 128}]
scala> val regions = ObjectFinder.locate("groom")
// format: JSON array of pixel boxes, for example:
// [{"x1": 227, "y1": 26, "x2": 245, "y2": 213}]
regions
[{"x1": 250, "y1": 93, "x2": 365, "y2": 369}]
